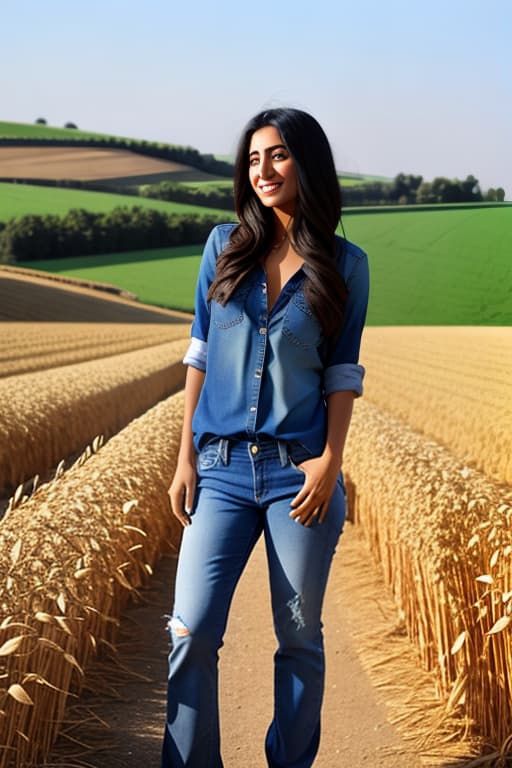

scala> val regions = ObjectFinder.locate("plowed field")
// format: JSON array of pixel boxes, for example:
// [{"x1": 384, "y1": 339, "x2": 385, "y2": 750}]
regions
[
  {"x1": 0, "y1": 146, "x2": 196, "y2": 180},
  {"x1": 0, "y1": 268, "x2": 191, "y2": 323}
]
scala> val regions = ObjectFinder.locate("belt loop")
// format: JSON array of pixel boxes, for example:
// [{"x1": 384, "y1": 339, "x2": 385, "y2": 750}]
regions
[
  {"x1": 277, "y1": 440, "x2": 288, "y2": 468},
  {"x1": 218, "y1": 438, "x2": 229, "y2": 465}
]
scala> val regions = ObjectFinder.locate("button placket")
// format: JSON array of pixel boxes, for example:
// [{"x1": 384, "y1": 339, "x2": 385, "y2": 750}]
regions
[{"x1": 246, "y1": 289, "x2": 268, "y2": 436}]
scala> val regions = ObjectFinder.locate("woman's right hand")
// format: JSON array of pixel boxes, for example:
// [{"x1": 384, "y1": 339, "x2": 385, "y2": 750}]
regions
[
  {"x1": 169, "y1": 365, "x2": 205, "y2": 527},
  {"x1": 168, "y1": 458, "x2": 197, "y2": 527}
]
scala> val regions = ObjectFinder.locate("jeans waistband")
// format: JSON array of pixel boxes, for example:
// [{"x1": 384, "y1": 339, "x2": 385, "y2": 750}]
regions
[{"x1": 212, "y1": 437, "x2": 290, "y2": 467}]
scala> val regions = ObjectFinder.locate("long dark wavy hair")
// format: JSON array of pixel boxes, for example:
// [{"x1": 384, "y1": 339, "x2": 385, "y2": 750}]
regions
[{"x1": 207, "y1": 108, "x2": 347, "y2": 336}]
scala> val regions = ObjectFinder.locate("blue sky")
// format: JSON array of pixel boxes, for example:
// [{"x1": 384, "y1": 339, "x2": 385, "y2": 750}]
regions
[{"x1": 2, "y1": 0, "x2": 510, "y2": 195}]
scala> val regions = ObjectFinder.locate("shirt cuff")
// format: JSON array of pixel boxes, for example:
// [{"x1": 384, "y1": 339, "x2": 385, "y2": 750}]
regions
[
  {"x1": 183, "y1": 337, "x2": 208, "y2": 371},
  {"x1": 324, "y1": 363, "x2": 365, "y2": 397}
]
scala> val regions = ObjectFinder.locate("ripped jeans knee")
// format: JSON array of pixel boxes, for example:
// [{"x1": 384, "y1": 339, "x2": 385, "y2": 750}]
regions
[
  {"x1": 167, "y1": 615, "x2": 191, "y2": 638},
  {"x1": 287, "y1": 593, "x2": 306, "y2": 631}
]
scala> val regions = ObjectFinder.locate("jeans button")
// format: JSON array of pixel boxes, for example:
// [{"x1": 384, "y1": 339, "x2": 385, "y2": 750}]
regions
[{"x1": 250, "y1": 444, "x2": 259, "y2": 455}]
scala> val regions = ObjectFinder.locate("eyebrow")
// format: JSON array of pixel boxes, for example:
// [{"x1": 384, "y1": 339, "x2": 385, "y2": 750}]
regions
[{"x1": 248, "y1": 143, "x2": 287, "y2": 157}]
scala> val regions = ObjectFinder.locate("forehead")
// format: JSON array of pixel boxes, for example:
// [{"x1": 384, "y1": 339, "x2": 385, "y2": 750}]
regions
[{"x1": 248, "y1": 125, "x2": 285, "y2": 154}]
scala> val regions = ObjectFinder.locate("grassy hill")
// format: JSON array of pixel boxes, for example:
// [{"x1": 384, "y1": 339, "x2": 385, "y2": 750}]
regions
[
  {"x1": 17, "y1": 246, "x2": 204, "y2": 313},
  {"x1": 18, "y1": 205, "x2": 512, "y2": 325},
  {"x1": 3, "y1": 122, "x2": 509, "y2": 325},
  {"x1": 0, "y1": 120, "x2": 115, "y2": 140},
  {"x1": 344, "y1": 205, "x2": 512, "y2": 325},
  {"x1": 0, "y1": 182, "x2": 231, "y2": 222}
]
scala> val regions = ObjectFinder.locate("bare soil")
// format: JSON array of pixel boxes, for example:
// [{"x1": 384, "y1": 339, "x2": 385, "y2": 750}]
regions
[
  {"x1": 0, "y1": 147, "x2": 195, "y2": 181},
  {"x1": 0, "y1": 269, "x2": 192, "y2": 323}
]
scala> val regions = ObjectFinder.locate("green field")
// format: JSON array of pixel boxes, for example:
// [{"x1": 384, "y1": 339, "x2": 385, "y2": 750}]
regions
[
  {"x1": 344, "y1": 205, "x2": 512, "y2": 324},
  {"x1": 181, "y1": 176, "x2": 392, "y2": 190},
  {"x1": 0, "y1": 182, "x2": 232, "y2": 222},
  {"x1": 338, "y1": 173, "x2": 393, "y2": 187},
  {"x1": 19, "y1": 246, "x2": 203, "y2": 312},
  {"x1": 179, "y1": 179, "x2": 234, "y2": 191},
  {"x1": 19, "y1": 206, "x2": 512, "y2": 325}
]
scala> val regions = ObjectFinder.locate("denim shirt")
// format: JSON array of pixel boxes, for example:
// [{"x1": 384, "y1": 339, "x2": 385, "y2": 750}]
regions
[{"x1": 183, "y1": 223, "x2": 369, "y2": 455}]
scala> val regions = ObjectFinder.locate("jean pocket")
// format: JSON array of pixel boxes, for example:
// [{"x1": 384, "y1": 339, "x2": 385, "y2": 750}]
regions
[
  {"x1": 197, "y1": 441, "x2": 222, "y2": 471},
  {"x1": 287, "y1": 442, "x2": 313, "y2": 472},
  {"x1": 282, "y1": 289, "x2": 322, "y2": 349},
  {"x1": 337, "y1": 470, "x2": 346, "y2": 496},
  {"x1": 211, "y1": 286, "x2": 249, "y2": 329}
]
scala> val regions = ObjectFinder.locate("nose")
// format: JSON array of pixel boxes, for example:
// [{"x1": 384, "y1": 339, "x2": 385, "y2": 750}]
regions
[{"x1": 259, "y1": 154, "x2": 274, "y2": 180}]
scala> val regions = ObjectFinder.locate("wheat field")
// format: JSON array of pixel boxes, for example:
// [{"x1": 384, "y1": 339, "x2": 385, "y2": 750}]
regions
[
  {"x1": 0, "y1": 391, "x2": 185, "y2": 767},
  {"x1": 360, "y1": 326, "x2": 512, "y2": 484},
  {"x1": 0, "y1": 285, "x2": 190, "y2": 764},
  {"x1": 2, "y1": 314, "x2": 512, "y2": 763},
  {"x1": 0, "y1": 338, "x2": 189, "y2": 495},
  {"x1": 0, "y1": 321, "x2": 189, "y2": 377},
  {"x1": 345, "y1": 325, "x2": 512, "y2": 751}
]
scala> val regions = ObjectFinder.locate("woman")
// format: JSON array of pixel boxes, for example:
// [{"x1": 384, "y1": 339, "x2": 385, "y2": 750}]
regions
[{"x1": 162, "y1": 107, "x2": 369, "y2": 768}]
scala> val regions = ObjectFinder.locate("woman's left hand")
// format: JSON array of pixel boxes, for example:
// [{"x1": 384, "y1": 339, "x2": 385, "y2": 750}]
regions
[{"x1": 289, "y1": 455, "x2": 341, "y2": 527}]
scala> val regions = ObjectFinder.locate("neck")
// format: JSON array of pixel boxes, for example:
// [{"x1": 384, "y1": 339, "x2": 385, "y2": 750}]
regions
[{"x1": 272, "y1": 208, "x2": 293, "y2": 237}]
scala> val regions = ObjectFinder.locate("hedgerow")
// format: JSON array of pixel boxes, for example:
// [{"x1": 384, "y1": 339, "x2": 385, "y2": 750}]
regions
[{"x1": 0, "y1": 207, "x2": 223, "y2": 262}]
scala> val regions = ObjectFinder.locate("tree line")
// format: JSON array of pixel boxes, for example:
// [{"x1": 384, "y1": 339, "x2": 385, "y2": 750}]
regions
[
  {"x1": 139, "y1": 173, "x2": 505, "y2": 209},
  {"x1": 0, "y1": 208, "x2": 224, "y2": 264},
  {"x1": 140, "y1": 181, "x2": 234, "y2": 210},
  {"x1": 342, "y1": 173, "x2": 505, "y2": 206},
  {"x1": 2, "y1": 174, "x2": 503, "y2": 214}
]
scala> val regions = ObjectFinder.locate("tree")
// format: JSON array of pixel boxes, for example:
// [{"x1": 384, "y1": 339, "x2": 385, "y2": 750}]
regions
[
  {"x1": 485, "y1": 187, "x2": 506, "y2": 202},
  {"x1": 64, "y1": 122, "x2": 78, "y2": 129},
  {"x1": 35, "y1": 117, "x2": 47, "y2": 124},
  {"x1": 416, "y1": 181, "x2": 435, "y2": 204},
  {"x1": 391, "y1": 173, "x2": 423, "y2": 204},
  {"x1": 461, "y1": 175, "x2": 482, "y2": 202}
]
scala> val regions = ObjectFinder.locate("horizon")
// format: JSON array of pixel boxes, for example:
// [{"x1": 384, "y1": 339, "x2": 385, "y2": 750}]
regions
[{"x1": 2, "y1": 0, "x2": 510, "y2": 196}]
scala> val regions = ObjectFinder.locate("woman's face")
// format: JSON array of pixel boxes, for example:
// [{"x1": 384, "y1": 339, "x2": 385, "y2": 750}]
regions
[{"x1": 248, "y1": 125, "x2": 298, "y2": 214}]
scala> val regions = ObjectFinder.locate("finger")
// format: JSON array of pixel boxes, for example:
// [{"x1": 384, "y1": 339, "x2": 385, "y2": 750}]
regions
[
  {"x1": 185, "y1": 478, "x2": 196, "y2": 515},
  {"x1": 290, "y1": 481, "x2": 312, "y2": 509},
  {"x1": 303, "y1": 508, "x2": 320, "y2": 527},
  {"x1": 169, "y1": 487, "x2": 191, "y2": 527},
  {"x1": 289, "y1": 485, "x2": 319, "y2": 515},
  {"x1": 175, "y1": 508, "x2": 192, "y2": 527},
  {"x1": 289, "y1": 497, "x2": 310, "y2": 518},
  {"x1": 290, "y1": 501, "x2": 318, "y2": 525},
  {"x1": 291, "y1": 494, "x2": 330, "y2": 526},
  {"x1": 317, "y1": 502, "x2": 328, "y2": 525}
]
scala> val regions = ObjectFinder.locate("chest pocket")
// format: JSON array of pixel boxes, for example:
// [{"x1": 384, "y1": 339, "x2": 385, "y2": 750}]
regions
[
  {"x1": 283, "y1": 289, "x2": 322, "y2": 349},
  {"x1": 211, "y1": 286, "x2": 250, "y2": 329}
]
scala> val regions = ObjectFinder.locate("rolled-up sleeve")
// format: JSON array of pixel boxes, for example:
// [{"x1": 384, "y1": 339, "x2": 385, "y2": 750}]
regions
[
  {"x1": 323, "y1": 243, "x2": 369, "y2": 397},
  {"x1": 183, "y1": 337, "x2": 208, "y2": 369},
  {"x1": 182, "y1": 224, "x2": 234, "y2": 371}
]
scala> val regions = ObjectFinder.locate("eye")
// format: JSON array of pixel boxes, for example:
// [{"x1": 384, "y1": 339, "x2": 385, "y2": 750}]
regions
[
  {"x1": 249, "y1": 156, "x2": 259, "y2": 166},
  {"x1": 272, "y1": 151, "x2": 287, "y2": 161}
]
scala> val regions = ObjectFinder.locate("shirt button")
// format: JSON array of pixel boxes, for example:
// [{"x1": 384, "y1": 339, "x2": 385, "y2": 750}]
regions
[
  {"x1": 250, "y1": 444, "x2": 259, "y2": 455},
  {"x1": 259, "y1": 327, "x2": 267, "y2": 335},
  {"x1": 255, "y1": 369, "x2": 262, "y2": 377},
  {"x1": 262, "y1": 284, "x2": 267, "y2": 293},
  {"x1": 249, "y1": 406, "x2": 256, "y2": 413}
]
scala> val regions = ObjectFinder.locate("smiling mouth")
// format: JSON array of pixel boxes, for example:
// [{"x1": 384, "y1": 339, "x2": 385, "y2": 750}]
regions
[{"x1": 259, "y1": 183, "x2": 282, "y2": 194}]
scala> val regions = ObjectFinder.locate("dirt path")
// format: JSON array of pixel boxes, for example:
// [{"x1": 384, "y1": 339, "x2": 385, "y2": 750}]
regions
[{"x1": 44, "y1": 523, "x2": 477, "y2": 768}]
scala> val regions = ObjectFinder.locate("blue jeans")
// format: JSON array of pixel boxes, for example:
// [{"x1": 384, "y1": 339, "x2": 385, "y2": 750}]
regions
[{"x1": 162, "y1": 438, "x2": 346, "y2": 768}]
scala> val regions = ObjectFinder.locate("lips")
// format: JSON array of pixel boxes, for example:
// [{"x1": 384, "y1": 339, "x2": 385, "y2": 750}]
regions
[{"x1": 259, "y1": 183, "x2": 282, "y2": 194}]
